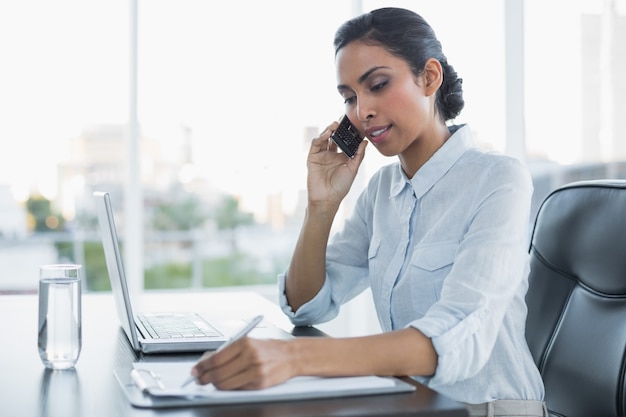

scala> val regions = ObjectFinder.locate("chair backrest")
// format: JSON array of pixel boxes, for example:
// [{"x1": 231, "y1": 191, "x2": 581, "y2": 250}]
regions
[{"x1": 525, "y1": 179, "x2": 626, "y2": 417}]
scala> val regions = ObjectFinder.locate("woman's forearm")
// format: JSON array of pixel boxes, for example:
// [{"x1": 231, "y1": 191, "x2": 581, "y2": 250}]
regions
[
  {"x1": 289, "y1": 327, "x2": 438, "y2": 378},
  {"x1": 285, "y1": 203, "x2": 338, "y2": 311}
]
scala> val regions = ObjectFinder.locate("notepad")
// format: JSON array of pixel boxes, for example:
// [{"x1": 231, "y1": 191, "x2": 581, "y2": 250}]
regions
[{"x1": 114, "y1": 361, "x2": 417, "y2": 408}]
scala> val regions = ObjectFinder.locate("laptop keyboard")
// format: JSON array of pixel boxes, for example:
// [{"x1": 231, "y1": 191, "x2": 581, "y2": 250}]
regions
[{"x1": 138, "y1": 313, "x2": 222, "y2": 339}]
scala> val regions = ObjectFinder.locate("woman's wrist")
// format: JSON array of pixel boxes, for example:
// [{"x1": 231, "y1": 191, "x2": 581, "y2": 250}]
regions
[
  {"x1": 305, "y1": 201, "x2": 340, "y2": 227},
  {"x1": 286, "y1": 337, "x2": 346, "y2": 377},
  {"x1": 286, "y1": 338, "x2": 307, "y2": 377}
]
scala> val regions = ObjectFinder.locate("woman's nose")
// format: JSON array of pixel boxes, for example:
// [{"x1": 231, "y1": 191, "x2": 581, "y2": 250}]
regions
[{"x1": 355, "y1": 98, "x2": 375, "y2": 122}]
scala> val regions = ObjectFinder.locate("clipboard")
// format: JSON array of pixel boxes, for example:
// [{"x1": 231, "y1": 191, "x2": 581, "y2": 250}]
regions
[{"x1": 114, "y1": 362, "x2": 417, "y2": 408}]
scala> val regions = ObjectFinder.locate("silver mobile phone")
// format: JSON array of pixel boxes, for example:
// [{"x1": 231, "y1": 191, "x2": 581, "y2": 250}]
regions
[{"x1": 330, "y1": 115, "x2": 363, "y2": 158}]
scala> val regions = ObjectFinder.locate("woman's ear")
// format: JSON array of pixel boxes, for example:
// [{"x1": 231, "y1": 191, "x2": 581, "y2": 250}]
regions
[{"x1": 423, "y1": 58, "x2": 443, "y2": 97}]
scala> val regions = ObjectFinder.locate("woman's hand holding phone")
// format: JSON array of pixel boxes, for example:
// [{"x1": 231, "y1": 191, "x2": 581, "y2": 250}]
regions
[
  {"x1": 306, "y1": 119, "x2": 367, "y2": 207},
  {"x1": 330, "y1": 115, "x2": 363, "y2": 158}
]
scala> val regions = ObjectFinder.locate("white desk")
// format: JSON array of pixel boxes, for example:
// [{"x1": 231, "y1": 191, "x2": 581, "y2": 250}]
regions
[{"x1": 0, "y1": 290, "x2": 468, "y2": 417}]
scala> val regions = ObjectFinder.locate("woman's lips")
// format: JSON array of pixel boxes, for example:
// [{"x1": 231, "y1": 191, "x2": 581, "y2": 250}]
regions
[{"x1": 365, "y1": 125, "x2": 391, "y2": 144}]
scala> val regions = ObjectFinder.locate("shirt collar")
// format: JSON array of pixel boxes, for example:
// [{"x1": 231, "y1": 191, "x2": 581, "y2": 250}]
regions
[{"x1": 389, "y1": 124, "x2": 474, "y2": 199}]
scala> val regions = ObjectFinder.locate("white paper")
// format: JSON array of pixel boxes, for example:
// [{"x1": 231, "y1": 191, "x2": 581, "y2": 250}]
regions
[{"x1": 132, "y1": 361, "x2": 397, "y2": 398}]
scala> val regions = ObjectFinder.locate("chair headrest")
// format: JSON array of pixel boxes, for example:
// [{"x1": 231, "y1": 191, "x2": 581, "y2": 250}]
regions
[{"x1": 530, "y1": 180, "x2": 626, "y2": 295}]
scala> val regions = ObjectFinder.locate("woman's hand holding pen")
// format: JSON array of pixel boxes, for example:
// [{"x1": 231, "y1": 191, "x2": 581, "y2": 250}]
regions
[
  {"x1": 190, "y1": 337, "x2": 296, "y2": 390},
  {"x1": 307, "y1": 121, "x2": 368, "y2": 206}
]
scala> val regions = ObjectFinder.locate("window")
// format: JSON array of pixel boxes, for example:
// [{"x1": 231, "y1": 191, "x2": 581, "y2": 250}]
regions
[{"x1": 1, "y1": 0, "x2": 624, "y2": 295}]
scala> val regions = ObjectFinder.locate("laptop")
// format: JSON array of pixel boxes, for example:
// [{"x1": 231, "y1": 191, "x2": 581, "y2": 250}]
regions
[{"x1": 94, "y1": 191, "x2": 230, "y2": 354}]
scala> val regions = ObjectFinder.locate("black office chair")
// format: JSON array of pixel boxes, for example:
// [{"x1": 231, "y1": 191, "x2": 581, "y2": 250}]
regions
[{"x1": 525, "y1": 179, "x2": 626, "y2": 417}]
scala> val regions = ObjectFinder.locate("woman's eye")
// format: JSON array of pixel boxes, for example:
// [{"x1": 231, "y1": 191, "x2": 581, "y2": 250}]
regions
[
  {"x1": 343, "y1": 96, "x2": 356, "y2": 105},
  {"x1": 371, "y1": 80, "x2": 388, "y2": 92}
]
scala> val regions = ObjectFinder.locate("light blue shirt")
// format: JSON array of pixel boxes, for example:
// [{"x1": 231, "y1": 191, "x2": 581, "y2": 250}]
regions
[{"x1": 278, "y1": 125, "x2": 545, "y2": 404}]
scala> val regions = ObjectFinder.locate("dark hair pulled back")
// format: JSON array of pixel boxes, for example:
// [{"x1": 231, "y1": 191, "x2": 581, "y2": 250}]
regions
[{"x1": 334, "y1": 7, "x2": 464, "y2": 122}]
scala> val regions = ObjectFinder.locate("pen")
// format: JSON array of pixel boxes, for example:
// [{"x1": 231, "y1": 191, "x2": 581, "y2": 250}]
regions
[{"x1": 180, "y1": 314, "x2": 264, "y2": 388}]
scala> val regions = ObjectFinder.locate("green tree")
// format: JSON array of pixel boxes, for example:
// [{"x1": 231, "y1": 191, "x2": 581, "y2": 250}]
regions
[
  {"x1": 25, "y1": 194, "x2": 65, "y2": 232},
  {"x1": 152, "y1": 196, "x2": 207, "y2": 231},
  {"x1": 55, "y1": 241, "x2": 111, "y2": 291},
  {"x1": 214, "y1": 195, "x2": 254, "y2": 252}
]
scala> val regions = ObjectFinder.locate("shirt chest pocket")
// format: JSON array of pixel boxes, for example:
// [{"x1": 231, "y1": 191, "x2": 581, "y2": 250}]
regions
[{"x1": 408, "y1": 241, "x2": 458, "y2": 313}]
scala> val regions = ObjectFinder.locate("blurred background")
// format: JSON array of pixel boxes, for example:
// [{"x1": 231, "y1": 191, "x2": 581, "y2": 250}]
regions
[{"x1": 1, "y1": 0, "x2": 624, "y2": 297}]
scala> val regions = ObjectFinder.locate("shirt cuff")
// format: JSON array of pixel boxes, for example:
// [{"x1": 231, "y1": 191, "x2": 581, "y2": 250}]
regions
[
  {"x1": 406, "y1": 306, "x2": 489, "y2": 386},
  {"x1": 277, "y1": 272, "x2": 336, "y2": 326}
]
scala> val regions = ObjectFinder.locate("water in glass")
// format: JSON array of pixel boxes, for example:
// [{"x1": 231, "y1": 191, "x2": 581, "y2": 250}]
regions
[{"x1": 38, "y1": 265, "x2": 82, "y2": 370}]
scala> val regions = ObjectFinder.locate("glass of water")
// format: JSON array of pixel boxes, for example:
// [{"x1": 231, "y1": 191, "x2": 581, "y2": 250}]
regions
[{"x1": 38, "y1": 264, "x2": 82, "y2": 370}]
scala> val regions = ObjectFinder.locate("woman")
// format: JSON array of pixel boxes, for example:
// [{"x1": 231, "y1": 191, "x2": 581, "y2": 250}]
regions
[{"x1": 192, "y1": 7, "x2": 546, "y2": 415}]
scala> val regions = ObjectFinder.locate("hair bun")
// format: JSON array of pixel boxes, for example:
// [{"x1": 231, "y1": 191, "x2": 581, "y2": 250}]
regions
[{"x1": 438, "y1": 62, "x2": 464, "y2": 121}]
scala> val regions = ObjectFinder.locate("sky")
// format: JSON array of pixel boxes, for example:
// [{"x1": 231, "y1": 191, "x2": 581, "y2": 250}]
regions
[{"x1": 0, "y1": 0, "x2": 618, "y2": 215}]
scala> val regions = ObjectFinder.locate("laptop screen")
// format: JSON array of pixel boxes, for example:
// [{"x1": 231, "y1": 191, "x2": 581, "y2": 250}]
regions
[{"x1": 94, "y1": 191, "x2": 141, "y2": 350}]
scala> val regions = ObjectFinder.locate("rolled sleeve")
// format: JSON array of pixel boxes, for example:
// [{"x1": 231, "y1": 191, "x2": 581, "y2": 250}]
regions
[
  {"x1": 408, "y1": 304, "x2": 491, "y2": 386},
  {"x1": 277, "y1": 272, "x2": 339, "y2": 326}
]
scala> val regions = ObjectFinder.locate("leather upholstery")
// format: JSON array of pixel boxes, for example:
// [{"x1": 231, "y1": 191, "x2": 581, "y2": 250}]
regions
[{"x1": 525, "y1": 180, "x2": 626, "y2": 417}]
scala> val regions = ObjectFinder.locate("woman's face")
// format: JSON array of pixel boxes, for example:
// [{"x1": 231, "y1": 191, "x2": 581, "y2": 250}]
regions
[{"x1": 335, "y1": 41, "x2": 438, "y2": 158}]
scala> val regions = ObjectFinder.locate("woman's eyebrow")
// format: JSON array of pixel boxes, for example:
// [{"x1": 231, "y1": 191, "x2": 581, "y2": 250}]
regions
[{"x1": 337, "y1": 66, "x2": 390, "y2": 92}]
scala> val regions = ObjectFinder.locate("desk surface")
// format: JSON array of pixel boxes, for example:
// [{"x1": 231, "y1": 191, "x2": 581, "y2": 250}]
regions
[{"x1": 0, "y1": 291, "x2": 468, "y2": 417}]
